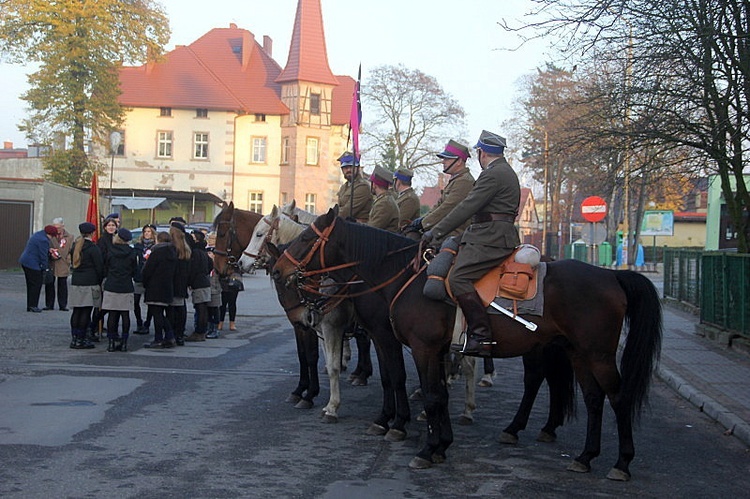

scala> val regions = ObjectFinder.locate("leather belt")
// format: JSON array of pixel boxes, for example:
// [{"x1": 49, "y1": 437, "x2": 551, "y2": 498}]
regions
[{"x1": 472, "y1": 212, "x2": 516, "y2": 223}]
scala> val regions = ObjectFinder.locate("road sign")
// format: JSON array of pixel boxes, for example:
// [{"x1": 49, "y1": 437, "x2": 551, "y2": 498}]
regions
[
  {"x1": 581, "y1": 196, "x2": 607, "y2": 222},
  {"x1": 581, "y1": 222, "x2": 608, "y2": 245}
]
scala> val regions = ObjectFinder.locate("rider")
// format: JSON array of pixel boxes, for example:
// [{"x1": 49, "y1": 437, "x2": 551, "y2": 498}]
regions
[
  {"x1": 422, "y1": 130, "x2": 521, "y2": 357},
  {"x1": 367, "y1": 165, "x2": 400, "y2": 233},
  {"x1": 392, "y1": 167, "x2": 421, "y2": 230},
  {"x1": 336, "y1": 151, "x2": 372, "y2": 223},
  {"x1": 407, "y1": 139, "x2": 475, "y2": 238}
]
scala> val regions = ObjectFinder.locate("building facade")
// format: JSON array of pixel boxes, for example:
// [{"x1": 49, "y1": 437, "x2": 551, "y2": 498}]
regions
[{"x1": 99, "y1": 0, "x2": 354, "y2": 216}]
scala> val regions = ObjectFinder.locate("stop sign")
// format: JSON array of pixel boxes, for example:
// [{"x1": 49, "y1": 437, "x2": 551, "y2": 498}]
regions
[{"x1": 581, "y1": 196, "x2": 607, "y2": 222}]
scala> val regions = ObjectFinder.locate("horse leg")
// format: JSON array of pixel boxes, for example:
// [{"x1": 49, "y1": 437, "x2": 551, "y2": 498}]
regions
[
  {"x1": 341, "y1": 337, "x2": 351, "y2": 372},
  {"x1": 286, "y1": 324, "x2": 309, "y2": 404},
  {"x1": 351, "y1": 326, "x2": 372, "y2": 386},
  {"x1": 409, "y1": 348, "x2": 452, "y2": 469},
  {"x1": 568, "y1": 366, "x2": 606, "y2": 474},
  {"x1": 500, "y1": 350, "x2": 546, "y2": 444},
  {"x1": 457, "y1": 354, "x2": 476, "y2": 425},
  {"x1": 296, "y1": 327, "x2": 320, "y2": 409},
  {"x1": 539, "y1": 344, "x2": 576, "y2": 443},
  {"x1": 320, "y1": 308, "x2": 347, "y2": 423}
]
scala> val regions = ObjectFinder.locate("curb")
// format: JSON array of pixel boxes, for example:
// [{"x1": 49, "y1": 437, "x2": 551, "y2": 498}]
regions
[{"x1": 657, "y1": 365, "x2": 750, "y2": 447}]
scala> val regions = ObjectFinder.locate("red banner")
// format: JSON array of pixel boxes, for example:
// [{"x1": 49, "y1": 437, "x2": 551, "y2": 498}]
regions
[{"x1": 86, "y1": 173, "x2": 100, "y2": 241}]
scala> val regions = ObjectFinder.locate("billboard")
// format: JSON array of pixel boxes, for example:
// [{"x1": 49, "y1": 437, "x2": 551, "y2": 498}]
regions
[{"x1": 641, "y1": 210, "x2": 674, "y2": 236}]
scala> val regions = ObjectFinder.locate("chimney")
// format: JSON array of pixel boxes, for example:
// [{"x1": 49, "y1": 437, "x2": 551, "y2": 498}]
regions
[
  {"x1": 3, "y1": 141, "x2": 12, "y2": 150},
  {"x1": 263, "y1": 35, "x2": 273, "y2": 57}
]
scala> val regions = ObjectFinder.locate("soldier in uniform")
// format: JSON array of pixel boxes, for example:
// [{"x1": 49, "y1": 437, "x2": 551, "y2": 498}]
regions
[
  {"x1": 407, "y1": 139, "x2": 475, "y2": 238},
  {"x1": 393, "y1": 167, "x2": 421, "y2": 230},
  {"x1": 423, "y1": 130, "x2": 521, "y2": 357},
  {"x1": 367, "y1": 165, "x2": 400, "y2": 233},
  {"x1": 336, "y1": 151, "x2": 372, "y2": 223}
]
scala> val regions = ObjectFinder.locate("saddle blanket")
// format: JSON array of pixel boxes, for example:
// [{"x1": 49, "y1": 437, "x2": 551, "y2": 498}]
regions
[{"x1": 489, "y1": 262, "x2": 546, "y2": 317}]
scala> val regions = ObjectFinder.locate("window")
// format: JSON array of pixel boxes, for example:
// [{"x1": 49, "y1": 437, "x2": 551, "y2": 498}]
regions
[
  {"x1": 157, "y1": 131, "x2": 173, "y2": 158},
  {"x1": 193, "y1": 132, "x2": 209, "y2": 159},
  {"x1": 305, "y1": 137, "x2": 319, "y2": 165},
  {"x1": 248, "y1": 191, "x2": 263, "y2": 214},
  {"x1": 113, "y1": 130, "x2": 125, "y2": 156},
  {"x1": 304, "y1": 193, "x2": 316, "y2": 213},
  {"x1": 281, "y1": 192, "x2": 288, "y2": 206},
  {"x1": 160, "y1": 107, "x2": 172, "y2": 117},
  {"x1": 196, "y1": 108, "x2": 208, "y2": 118},
  {"x1": 310, "y1": 93, "x2": 320, "y2": 115},
  {"x1": 251, "y1": 137, "x2": 267, "y2": 163},
  {"x1": 281, "y1": 137, "x2": 290, "y2": 164},
  {"x1": 254, "y1": 114, "x2": 266, "y2": 122}
]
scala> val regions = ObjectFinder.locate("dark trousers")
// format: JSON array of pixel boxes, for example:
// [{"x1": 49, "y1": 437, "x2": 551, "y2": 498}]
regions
[
  {"x1": 45, "y1": 276, "x2": 68, "y2": 309},
  {"x1": 220, "y1": 290, "x2": 238, "y2": 322},
  {"x1": 22, "y1": 265, "x2": 43, "y2": 309}
]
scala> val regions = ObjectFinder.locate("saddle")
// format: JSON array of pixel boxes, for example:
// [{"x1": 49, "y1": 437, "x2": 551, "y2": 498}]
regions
[{"x1": 474, "y1": 247, "x2": 539, "y2": 306}]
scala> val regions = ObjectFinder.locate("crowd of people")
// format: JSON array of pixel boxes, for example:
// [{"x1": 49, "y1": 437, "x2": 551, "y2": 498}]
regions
[{"x1": 19, "y1": 212, "x2": 238, "y2": 351}]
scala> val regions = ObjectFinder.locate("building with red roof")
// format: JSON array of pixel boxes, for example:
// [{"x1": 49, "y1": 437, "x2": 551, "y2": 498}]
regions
[{"x1": 102, "y1": 0, "x2": 355, "y2": 217}]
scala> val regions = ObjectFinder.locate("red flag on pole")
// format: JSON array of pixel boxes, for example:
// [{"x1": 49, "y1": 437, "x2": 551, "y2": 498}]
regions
[
  {"x1": 349, "y1": 64, "x2": 362, "y2": 159},
  {"x1": 86, "y1": 173, "x2": 100, "y2": 242}
]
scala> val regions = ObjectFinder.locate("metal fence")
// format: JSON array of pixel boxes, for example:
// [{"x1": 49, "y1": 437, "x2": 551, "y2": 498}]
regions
[{"x1": 663, "y1": 248, "x2": 750, "y2": 337}]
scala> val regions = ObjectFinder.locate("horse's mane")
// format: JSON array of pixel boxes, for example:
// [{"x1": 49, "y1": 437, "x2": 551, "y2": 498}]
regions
[{"x1": 341, "y1": 219, "x2": 418, "y2": 278}]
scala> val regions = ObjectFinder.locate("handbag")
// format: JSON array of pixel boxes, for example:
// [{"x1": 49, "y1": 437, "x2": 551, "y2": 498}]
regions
[{"x1": 43, "y1": 267, "x2": 54, "y2": 285}]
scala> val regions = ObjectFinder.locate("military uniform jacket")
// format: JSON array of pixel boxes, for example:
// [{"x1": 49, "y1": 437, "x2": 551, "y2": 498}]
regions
[
  {"x1": 431, "y1": 157, "x2": 520, "y2": 249},
  {"x1": 337, "y1": 175, "x2": 373, "y2": 222},
  {"x1": 368, "y1": 192, "x2": 401, "y2": 233},
  {"x1": 421, "y1": 167, "x2": 475, "y2": 237},
  {"x1": 396, "y1": 187, "x2": 421, "y2": 229}
]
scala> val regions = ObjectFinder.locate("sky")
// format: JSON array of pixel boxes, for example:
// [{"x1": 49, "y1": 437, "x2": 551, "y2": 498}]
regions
[{"x1": 0, "y1": 0, "x2": 552, "y2": 155}]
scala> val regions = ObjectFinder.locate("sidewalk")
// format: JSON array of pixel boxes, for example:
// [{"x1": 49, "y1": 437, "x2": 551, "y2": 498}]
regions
[{"x1": 647, "y1": 271, "x2": 750, "y2": 447}]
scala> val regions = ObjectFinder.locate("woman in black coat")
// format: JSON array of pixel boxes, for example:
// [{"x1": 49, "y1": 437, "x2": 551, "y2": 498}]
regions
[
  {"x1": 68, "y1": 222, "x2": 105, "y2": 349},
  {"x1": 102, "y1": 228, "x2": 137, "y2": 352},
  {"x1": 133, "y1": 224, "x2": 156, "y2": 334},
  {"x1": 142, "y1": 231, "x2": 178, "y2": 348},
  {"x1": 185, "y1": 229, "x2": 212, "y2": 342}
]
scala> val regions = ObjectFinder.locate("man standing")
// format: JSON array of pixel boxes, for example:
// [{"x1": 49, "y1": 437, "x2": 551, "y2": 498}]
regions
[
  {"x1": 411, "y1": 140, "x2": 475, "y2": 238},
  {"x1": 45, "y1": 217, "x2": 73, "y2": 311},
  {"x1": 19, "y1": 225, "x2": 58, "y2": 312},
  {"x1": 393, "y1": 167, "x2": 421, "y2": 230},
  {"x1": 367, "y1": 165, "x2": 400, "y2": 233},
  {"x1": 336, "y1": 151, "x2": 372, "y2": 223},
  {"x1": 424, "y1": 130, "x2": 521, "y2": 357}
]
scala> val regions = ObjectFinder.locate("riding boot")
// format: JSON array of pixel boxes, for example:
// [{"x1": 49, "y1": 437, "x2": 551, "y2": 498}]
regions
[{"x1": 455, "y1": 291, "x2": 494, "y2": 357}]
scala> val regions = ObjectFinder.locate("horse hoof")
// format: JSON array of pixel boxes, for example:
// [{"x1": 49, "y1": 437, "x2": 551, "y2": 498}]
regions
[
  {"x1": 457, "y1": 415, "x2": 474, "y2": 426},
  {"x1": 321, "y1": 413, "x2": 338, "y2": 424},
  {"x1": 294, "y1": 399, "x2": 314, "y2": 410},
  {"x1": 409, "y1": 388, "x2": 424, "y2": 401},
  {"x1": 606, "y1": 468, "x2": 631, "y2": 482},
  {"x1": 431, "y1": 453, "x2": 446, "y2": 464},
  {"x1": 366, "y1": 423, "x2": 388, "y2": 436},
  {"x1": 416, "y1": 411, "x2": 427, "y2": 422},
  {"x1": 285, "y1": 393, "x2": 302, "y2": 404},
  {"x1": 408, "y1": 456, "x2": 432, "y2": 470},
  {"x1": 384, "y1": 429, "x2": 406, "y2": 442},
  {"x1": 351, "y1": 377, "x2": 368, "y2": 386},
  {"x1": 567, "y1": 460, "x2": 590, "y2": 473},
  {"x1": 536, "y1": 431, "x2": 556, "y2": 443},
  {"x1": 498, "y1": 431, "x2": 519, "y2": 445}
]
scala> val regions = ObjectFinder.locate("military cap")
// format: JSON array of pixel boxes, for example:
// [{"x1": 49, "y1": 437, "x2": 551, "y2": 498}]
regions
[
  {"x1": 393, "y1": 167, "x2": 414, "y2": 182},
  {"x1": 474, "y1": 130, "x2": 507, "y2": 154},
  {"x1": 369, "y1": 165, "x2": 394, "y2": 188},
  {"x1": 436, "y1": 139, "x2": 471, "y2": 160},
  {"x1": 337, "y1": 151, "x2": 360, "y2": 167}
]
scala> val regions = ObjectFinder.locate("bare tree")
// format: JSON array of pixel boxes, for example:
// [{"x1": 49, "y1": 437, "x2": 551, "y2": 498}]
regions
[{"x1": 361, "y1": 64, "x2": 467, "y2": 184}]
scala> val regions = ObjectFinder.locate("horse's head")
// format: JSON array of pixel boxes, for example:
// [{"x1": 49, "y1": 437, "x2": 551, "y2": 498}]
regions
[
  {"x1": 212, "y1": 201, "x2": 239, "y2": 277},
  {"x1": 238, "y1": 206, "x2": 279, "y2": 272}
]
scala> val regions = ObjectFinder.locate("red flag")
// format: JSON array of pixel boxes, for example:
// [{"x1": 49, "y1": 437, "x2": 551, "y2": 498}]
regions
[
  {"x1": 86, "y1": 173, "x2": 100, "y2": 242},
  {"x1": 349, "y1": 64, "x2": 362, "y2": 159}
]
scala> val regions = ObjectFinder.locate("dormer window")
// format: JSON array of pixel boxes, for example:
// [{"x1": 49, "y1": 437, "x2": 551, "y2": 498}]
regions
[
  {"x1": 310, "y1": 93, "x2": 320, "y2": 116},
  {"x1": 254, "y1": 114, "x2": 266, "y2": 122}
]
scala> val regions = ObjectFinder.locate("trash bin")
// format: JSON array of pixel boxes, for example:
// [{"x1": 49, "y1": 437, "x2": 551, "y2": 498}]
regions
[{"x1": 599, "y1": 242, "x2": 613, "y2": 267}]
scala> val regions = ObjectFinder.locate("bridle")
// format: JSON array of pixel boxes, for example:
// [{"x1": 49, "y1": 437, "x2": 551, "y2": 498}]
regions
[{"x1": 244, "y1": 215, "x2": 281, "y2": 270}]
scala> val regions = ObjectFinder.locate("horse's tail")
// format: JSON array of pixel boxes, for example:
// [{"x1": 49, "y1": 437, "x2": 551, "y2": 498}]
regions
[
  {"x1": 543, "y1": 343, "x2": 577, "y2": 422},
  {"x1": 615, "y1": 270, "x2": 663, "y2": 423}
]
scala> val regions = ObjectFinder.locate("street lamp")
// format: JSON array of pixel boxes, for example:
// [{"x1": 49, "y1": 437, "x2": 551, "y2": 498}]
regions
[{"x1": 108, "y1": 131, "x2": 122, "y2": 200}]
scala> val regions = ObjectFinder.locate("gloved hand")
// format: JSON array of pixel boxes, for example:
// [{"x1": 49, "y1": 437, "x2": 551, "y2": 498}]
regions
[
  {"x1": 410, "y1": 217, "x2": 424, "y2": 232},
  {"x1": 421, "y1": 230, "x2": 434, "y2": 245}
]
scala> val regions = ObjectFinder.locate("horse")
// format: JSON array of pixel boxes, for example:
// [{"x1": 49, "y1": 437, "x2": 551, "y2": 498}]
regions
[
  {"x1": 271, "y1": 207, "x2": 662, "y2": 481},
  {"x1": 211, "y1": 201, "x2": 263, "y2": 278},
  {"x1": 240, "y1": 204, "x2": 373, "y2": 384}
]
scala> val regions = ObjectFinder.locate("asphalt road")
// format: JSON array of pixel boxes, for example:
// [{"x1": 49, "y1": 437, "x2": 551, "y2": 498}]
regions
[{"x1": 0, "y1": 270, "x2": 748, "y2": 498}]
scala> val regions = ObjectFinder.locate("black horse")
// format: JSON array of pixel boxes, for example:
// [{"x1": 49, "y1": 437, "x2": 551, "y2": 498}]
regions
[{"x1": 272, "y1": 207, "x2": 662, "y2": 480}]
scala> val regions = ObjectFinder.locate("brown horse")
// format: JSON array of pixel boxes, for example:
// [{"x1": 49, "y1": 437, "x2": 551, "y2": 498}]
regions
[
  {"x1": 211, "y1": 201, "x2": 263, "y2": 278},
  {"x1": 272, "y1": 207, "x2": 662, "y2": 481}
]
